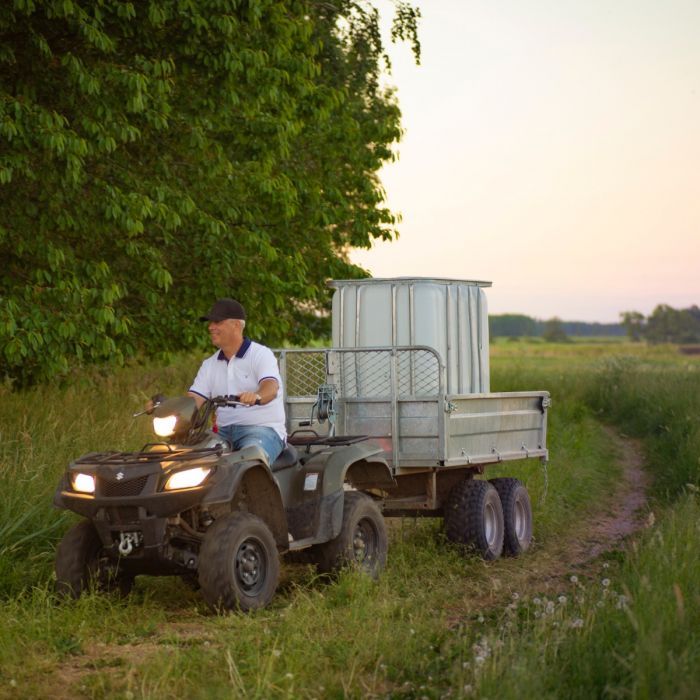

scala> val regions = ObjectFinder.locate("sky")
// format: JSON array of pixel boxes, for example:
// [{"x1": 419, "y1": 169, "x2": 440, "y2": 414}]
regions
[{"x1": 350, "y1": 0, "x2": 700, "y2": 323}]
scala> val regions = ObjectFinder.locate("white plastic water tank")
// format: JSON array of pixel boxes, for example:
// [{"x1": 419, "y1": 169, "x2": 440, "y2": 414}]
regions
[{"x1": 330, "y1": 277, "x2": 491, "y2": 394}]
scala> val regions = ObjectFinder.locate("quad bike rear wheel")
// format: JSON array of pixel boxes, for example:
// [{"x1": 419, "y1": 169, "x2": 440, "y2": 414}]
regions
[{"x1": 312, "y1": 491, "x2": 388, "y2": 578}]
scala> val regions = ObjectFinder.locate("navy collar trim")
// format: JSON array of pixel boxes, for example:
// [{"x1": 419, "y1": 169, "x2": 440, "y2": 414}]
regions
[
  {"x1": 236, "y1": 337, "x2": 252, "y2": 358},
  {"x1": 217, "y1": 337, "x2": 252, "y2": 362}
]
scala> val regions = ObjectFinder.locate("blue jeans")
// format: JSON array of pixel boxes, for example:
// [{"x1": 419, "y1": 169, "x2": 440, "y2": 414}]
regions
[{"x1": 217, "y1": 424, "x2": 284, "y2": 464}]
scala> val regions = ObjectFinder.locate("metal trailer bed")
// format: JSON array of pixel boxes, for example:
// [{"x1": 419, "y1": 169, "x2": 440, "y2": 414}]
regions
[{"x1": 276, "y1": 346, "x2": 549, "y2": 515}]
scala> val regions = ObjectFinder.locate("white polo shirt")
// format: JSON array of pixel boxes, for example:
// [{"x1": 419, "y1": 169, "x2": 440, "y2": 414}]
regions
[{"x1": 189, "y1": 339, "x2": 286, "y2": 441}]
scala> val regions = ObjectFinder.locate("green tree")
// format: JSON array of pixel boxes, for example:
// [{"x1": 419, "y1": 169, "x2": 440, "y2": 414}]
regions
[
  {"x1": 620, "y1": 311, "x2": 646, "y2": 342},
  {"x1": 0, "y1": 0, "x2": 420, "y2": 386},
  {"x1": 542, "y1": 317, "x2": 569, "y2": 343},
  {"x1": 645, "y1": 305, "x2": 700, "y2": 344}
]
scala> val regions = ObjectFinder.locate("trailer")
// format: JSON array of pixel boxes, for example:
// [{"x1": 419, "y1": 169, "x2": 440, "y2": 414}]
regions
[{"x1": 277, "y1": 278, "x2": 549, "y2": 560}]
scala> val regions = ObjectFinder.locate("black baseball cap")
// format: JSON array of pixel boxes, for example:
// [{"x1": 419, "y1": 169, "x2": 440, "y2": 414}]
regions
[{"x1": 199, "y1": 298, "x2": 246, "y2": 322}]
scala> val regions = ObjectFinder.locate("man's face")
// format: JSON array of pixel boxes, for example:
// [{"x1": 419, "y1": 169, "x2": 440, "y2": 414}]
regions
[{"x1": 208, "y1": 319, "x2": 241, "y2": 348}]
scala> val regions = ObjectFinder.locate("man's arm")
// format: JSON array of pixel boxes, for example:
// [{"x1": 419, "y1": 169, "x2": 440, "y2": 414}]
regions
[
  {"x1": 238, "y1": 378, "x2": 279, "y2": 406},
  {"x1": 187, "y1": 391, "x2": 206, "y2": 409}
]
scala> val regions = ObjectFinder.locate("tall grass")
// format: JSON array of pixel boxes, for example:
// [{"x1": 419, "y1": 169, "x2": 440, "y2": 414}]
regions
[{"x1": 0, "y1": 355, "x2": 200, "y2": 597}]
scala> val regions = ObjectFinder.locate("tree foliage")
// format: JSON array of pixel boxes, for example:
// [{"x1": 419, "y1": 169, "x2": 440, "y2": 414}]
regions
[
  {"x1": 0, "y1": 0, "x2": 420, "y2": 386},
  {"x1": 643, "y1": 305, "x2": 700, "y2": 344},
  {"x1": 542, "y1": 317, "x2": 570, "y2": 343}
]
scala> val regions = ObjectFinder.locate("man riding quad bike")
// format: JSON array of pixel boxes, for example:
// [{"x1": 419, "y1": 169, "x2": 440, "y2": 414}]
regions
[{"x1": 53, "y1": 394, "x2": 394, "y2": 611}]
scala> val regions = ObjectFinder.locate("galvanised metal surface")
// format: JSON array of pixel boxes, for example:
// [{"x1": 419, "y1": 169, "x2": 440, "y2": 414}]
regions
[
  {"x1": 329, "y1": 278, "x2": 492, "y2": 394},
  {"x1": 275, "y1": 347, "x2": 549, "y2": 472}
]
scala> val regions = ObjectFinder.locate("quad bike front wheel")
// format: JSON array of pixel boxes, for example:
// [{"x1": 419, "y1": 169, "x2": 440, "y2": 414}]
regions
[
  {"x1": 55, "y1": 520, "x2": 134, "y2": 598},
  {"x1": 198, "y1": 512, "x2": 279, "y2": 612}
]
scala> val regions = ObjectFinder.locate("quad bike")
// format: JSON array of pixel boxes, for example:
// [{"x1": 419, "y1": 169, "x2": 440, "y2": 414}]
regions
[{"x1": 53, "y1": 394, "x2": 394, "y2": 611}]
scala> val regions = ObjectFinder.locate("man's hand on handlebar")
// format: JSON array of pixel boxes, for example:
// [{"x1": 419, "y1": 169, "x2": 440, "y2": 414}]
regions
[{"x1": 237, "y1": 391, "x2": 262, "y2": 406}]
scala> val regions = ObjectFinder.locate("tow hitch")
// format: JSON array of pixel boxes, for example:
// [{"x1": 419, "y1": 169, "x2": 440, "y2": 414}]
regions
[{"x1": 117, "y1": 531, "x2": 143, "y2": 556}]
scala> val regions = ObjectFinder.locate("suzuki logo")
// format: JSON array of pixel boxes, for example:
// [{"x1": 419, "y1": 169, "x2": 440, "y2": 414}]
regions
[{"x1": 116, "y1": 471, "x2": 125, "y2": 481}]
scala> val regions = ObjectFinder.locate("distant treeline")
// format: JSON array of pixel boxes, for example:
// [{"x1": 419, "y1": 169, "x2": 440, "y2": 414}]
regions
[
  {"x1": 491, "y1": 304, "x2": 700, "y2": 344},
  {"x1": 489, "y1": 314, "x2": 625, "y2": 338}
]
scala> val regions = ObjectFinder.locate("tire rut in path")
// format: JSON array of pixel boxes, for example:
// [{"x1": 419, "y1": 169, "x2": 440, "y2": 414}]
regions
[{"x1": 557, "y1": 427, "x2": 651, "y2": 569}]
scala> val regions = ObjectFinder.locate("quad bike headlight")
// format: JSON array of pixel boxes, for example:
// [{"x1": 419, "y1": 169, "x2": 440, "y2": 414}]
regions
[
  {"x1": 164, "y1": 466, "x2": 211, "y2": 491},
  {"x1": 71, "y1": 472, "x2": 96, "y2": 494},
  {"x1": 153, "y1": 414, "x2": 178, "y2": 437}
]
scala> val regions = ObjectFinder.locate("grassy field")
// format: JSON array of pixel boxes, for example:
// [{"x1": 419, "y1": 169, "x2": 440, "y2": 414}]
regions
[{"x1": 0, "y1": 342, "x2": 698, "y2": 698}]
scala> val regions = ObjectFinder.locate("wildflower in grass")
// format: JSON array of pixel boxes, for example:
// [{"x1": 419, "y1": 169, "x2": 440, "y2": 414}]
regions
[
  {"x1": 616, "y1": 595, "x2": 629, "y2": 609},
  {"x1": 462, "y1": 661, "x2": 470, "y2": 669},
  {"x1": 533, "y1": 597, "x2": 542, "y2": 605},
  {"x1": 475, "y1": 655, "x2": 486, "y2": 665},
  {"x1": 272, "y1": 649, "x2": 282, "y2": 657},
  {"x1": 558, "y1": 595, "x2": 567, "y2": 605},
  {"x1": 545, "y1": 601, "x2": 555, "y2": 614},
  {"x1": 464, "y1": 685, "x2": 473, "y2": 695},
  {"x1": 512, "y1": 592, "x2": 520, "y2": 601},
  {"x1": 285, "y1": 673, "x2": 294, "y2": 680},
  {"x1": 534, "y1": 611, "x2": 541, "y2": 619},
  {"x1": 571, "y1": 618, "x2": 584, "y2": 628},
  {"x1": 602, "y1": 578, "x2": 610, "y2": 587},
  {"x1": 569, "y1": 575, "x2": 579, "y2": 584},
  {"x1": 602, "y1": 562, "x2": 610, "y2": 570},
  {"x1": 477, "y1": 615, "x2": 484, "y2": 623}
]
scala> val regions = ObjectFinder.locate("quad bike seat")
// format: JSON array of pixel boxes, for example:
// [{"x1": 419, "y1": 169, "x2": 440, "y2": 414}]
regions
[{"x1": 271, "y1": 444, "x2": 299, "y2": 472}]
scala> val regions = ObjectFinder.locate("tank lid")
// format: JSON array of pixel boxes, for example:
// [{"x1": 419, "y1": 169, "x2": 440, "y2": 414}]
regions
[{"x1": 328, "y1": 276, "x2": 492, "y2": 288}]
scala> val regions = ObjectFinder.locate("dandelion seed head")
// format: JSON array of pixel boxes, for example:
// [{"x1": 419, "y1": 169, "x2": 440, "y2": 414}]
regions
[
  {"x1": 273, "y1": 649, "x2": 282, "y2": 657},
  {"x1": 570, "y1": 575, "x2": 579, "y2": 584},
  {"x1": 512, "y1": 592, "x2": 520, "y2": 601},
  {"x1": 572, "y1": 618, "x2": 584, "y2": 628},
  {"x1": 478, "y1": 615, "x2": 485, "y2": 623},
  {"x1": 475, "y1": 655, "x2": 486, "y2": 665},
  {"x1": 285, "y1": 673, "x2": 294, "y2": 680},
  {"x1": 558, "y1": 595, "x2": 567, "y2": 605},
  {"x1": 602, "y1": 562, "x2": 610, "y2": 569},
  {"x1": 602, "y1": 578, "x2": 611, "y2": 587}
]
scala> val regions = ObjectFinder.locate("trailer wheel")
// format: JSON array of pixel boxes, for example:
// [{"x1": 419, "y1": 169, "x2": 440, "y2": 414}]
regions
[
  {"x1": 444, "y1": 479, "x2": 504, "y2": 560},
  {"x1": 55, "y1": 520, "x2": 134, "y2": 598},
  {"x1": 489, "y1": 478, "x2": 533, "y2": 556},
  {"x1": 314, "y1": 492, "x2": 387, "y2": 578},
  {"x1": 198, "y1": 512, "x2": 279, "y2": 612}
]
